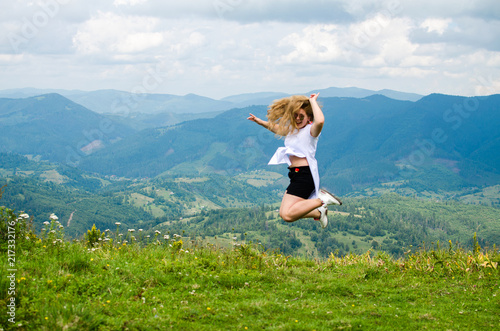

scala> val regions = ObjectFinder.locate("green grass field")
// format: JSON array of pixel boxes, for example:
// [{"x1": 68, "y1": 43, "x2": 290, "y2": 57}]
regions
[{"x1": 1, "y1": 212, "x2": 499, "y2": 330}]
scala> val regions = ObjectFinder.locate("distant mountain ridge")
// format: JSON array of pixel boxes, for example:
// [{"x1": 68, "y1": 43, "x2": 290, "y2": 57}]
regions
[
  {"x1": 306, "y1": 87, "x2": 423, "y2": 101},
  {"x1": 0, "y1": 87, "x2": 424, "y2": 115}
]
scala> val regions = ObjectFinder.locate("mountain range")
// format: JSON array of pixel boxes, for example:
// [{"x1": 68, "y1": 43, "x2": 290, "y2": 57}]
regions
[
  {"x1": 0, "y1": 87, "x2": 423, "y2": 114},
  {"x1": 81, "y1": 94, "x2": 500, "y2": 195},
  {"x1": 0, "y1": 87, "x2": 422, "y2": 131},
  {"x1": 1, "y1": 90, "x2": 499, "y2": 197}
]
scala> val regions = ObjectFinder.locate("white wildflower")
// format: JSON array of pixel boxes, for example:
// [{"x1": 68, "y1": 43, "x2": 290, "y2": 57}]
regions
[
  {"x1": 49, "y1": 213, "x2": 58, "y2": 221},
  {"x1": 164, "y1": 235, "x2": 170, "y2": 240},
  {"x1": 43, "y1": 221, "x2": 50, "y2": 225},
  {"x1": 128, "y1": 229, "x2": 135, "y2": 232},
  {"x1": 19, "y1": 213, "x2": 29, "y2": 219},
  {"x1": 115, "y1": 222, "x2": 121, "y2": 225}
]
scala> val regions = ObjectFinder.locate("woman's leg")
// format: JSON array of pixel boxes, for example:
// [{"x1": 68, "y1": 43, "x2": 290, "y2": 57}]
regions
[{"x1": 279, "y1": 193, "x2": 323, "y2": 222}]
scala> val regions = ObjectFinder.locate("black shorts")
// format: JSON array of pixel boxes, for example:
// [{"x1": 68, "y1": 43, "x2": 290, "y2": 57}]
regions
[{"x1": 286, "y1": 166, "x2": 315, "y2": 199}]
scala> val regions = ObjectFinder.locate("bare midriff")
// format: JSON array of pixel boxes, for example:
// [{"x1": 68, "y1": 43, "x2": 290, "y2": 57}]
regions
[{"x1": 289, "y1": 155, "x2": 309, "y2": 167}]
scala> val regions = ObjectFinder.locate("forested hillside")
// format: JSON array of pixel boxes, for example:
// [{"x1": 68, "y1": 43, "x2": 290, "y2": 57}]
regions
[
  {"x1": 157, "y1": 194, "x2": 500, "y2": 258},
  {"x1": 0, "y1": 94, "x2": 135, "y2": 165},
  {"x1": 0, "y1": 154, "x2": 279, "y2": 237},
  {"x1": 1, "y1": 154, "x2": 499, "y2": 258}
]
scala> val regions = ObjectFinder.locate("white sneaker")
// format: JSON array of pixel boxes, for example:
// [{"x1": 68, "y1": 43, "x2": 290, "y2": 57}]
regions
[
  {"x1": 315, "y1": 205, "x2": 328, "y2": 228},
  {"x1": 318, "y1": 188, "x2": 342, "y2": 206}
]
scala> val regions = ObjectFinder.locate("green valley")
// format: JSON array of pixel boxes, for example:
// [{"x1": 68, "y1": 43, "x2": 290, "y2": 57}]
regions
[{"x1": 1, "y1": 153, "x2": 499, "y2": 259}]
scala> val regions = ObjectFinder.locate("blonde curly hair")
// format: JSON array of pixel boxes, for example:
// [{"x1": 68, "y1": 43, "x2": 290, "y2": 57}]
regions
[{"x1": 266, "y1": 95, "x2": 318, "y2": 136}]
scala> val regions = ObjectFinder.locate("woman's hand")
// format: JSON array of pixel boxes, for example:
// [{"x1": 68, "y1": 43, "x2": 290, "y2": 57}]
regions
[
  {"x1": 248, "y1": 113, "x2": 278, "y2": 133},
  {"x1": 309, "y1": 92, "x2": 320, "y2": 102},
  {"x1": 247, "y1": 113, "x2": 260, "y2": 123}
]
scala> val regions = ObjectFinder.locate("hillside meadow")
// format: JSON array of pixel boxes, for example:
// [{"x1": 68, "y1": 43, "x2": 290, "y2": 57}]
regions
[{"x1": 1, "y1": 208, "x2": 499, "y2": 330}]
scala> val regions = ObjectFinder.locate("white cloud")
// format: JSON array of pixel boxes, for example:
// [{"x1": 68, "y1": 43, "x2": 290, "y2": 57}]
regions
[
  {"x1": 379, "y1": 66, "x2": 437, "y2": 78},
  {"x1": 113, "y1": 0, "x2": 148, "y2": 6},
  {"x1": 279, "y1": 24, "x2": 346, "y2": 64},
  {"x1": 115, "y1": 32, "x2": 163, "y2": 53},
  {"x1": 278, "y1": 16, "x2": 419, "y2": 68},
  {"x1": 0, "y1": 53, "x2": 25, "y2": 64},
  {"x1": 0, "y1": 1, "x2": 499, "y2": 98},
  {"x1": 169, "y1": 31, "x2": 207, "y2": 56},
  {"x1": 72, "y1": 11, "x2": 164, "y2": 55},
  {"x1": 420, "y1": 18, "x2": 452, "y2": 35}
]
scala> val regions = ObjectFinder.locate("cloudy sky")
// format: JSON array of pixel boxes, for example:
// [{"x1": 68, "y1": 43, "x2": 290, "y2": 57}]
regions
[{"x1": 1, "y1": 0, "x2": 499, "y2": 99}]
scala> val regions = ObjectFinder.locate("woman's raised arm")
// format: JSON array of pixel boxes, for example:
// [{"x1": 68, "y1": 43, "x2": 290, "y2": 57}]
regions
[{"x1": 309, "y1": 93, "x2": 324, "y2": 137}]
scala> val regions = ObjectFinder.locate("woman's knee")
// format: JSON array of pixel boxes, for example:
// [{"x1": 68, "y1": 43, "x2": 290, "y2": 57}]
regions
[{"x1": 280, "y1": 211, "x2": 295, "y2": 223}]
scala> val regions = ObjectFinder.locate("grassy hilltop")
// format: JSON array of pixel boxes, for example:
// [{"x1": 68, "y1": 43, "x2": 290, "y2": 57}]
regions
[{"x1": 1, "y1": 208, "x2": 499, "y2": 330}]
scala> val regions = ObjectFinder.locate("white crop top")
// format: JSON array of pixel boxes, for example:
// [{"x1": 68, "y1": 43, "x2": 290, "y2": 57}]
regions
[{"x1": 268, "y1": 123, "x2": 320, "y2": 199}]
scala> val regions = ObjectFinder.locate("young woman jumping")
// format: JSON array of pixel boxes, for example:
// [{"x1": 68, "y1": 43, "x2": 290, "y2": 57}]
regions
[{"x1": 247, "y1": 93, "x2": 342, "y2": 228}]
